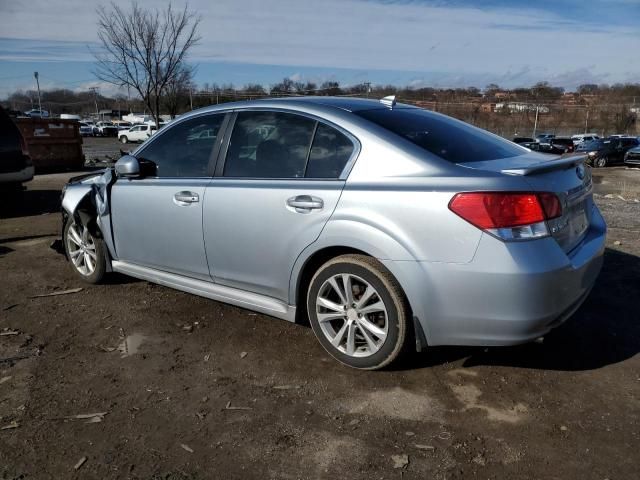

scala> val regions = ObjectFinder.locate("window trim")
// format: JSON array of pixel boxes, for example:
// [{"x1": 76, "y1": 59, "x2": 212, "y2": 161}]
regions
[
  {"x1": 132, "y1": 111, "x2": 231, "y2": 179},
  {"x1": 214, "y1": 107, "x2": 361, "y2": 181}
]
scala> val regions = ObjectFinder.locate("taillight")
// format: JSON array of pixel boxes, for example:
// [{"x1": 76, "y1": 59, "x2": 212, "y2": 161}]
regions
[
  {"x1": 537, "y1": 192, "x2": 562, "y2": 219},
  {"x1": 449, "y1": 192, "x2": 563, "y2": 241}
]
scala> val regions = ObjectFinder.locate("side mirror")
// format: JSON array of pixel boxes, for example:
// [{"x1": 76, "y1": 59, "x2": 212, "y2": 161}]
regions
[{"x1": 115, "y1": 155, "x2": 140, "y2": 178}]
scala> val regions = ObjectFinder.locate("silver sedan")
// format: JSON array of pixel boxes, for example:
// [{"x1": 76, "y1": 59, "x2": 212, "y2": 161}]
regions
[{"x1": 60, "y1": 96, "x2": 606, "y2": 369}]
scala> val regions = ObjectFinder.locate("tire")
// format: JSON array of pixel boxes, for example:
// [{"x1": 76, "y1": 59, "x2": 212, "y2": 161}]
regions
[
  {"x1": 63, "y1": 218, "x2": 106, "y2": 284},
  {"x1": 306, "y1": 254, "x2": 410, "y2": 370},
  {"x1": 595, "y1": 156, "x2": 608, "y2": 168},
  {"x1": 120, "y1": 136, "x2": 128, "y2": 144}
]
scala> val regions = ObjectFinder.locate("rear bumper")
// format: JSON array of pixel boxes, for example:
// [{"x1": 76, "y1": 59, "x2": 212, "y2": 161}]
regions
[
  {"x1": 384, "y1": 204, "x2": 606, "y2": 346},
  {"x1": 0, "y1": 165, "x2": 34, "y2": 184}
]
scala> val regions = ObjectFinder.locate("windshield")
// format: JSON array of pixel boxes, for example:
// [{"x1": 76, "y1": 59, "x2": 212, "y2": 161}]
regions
[{"x1": 355, "y1": 107, "x2": 525, "y2": 163}]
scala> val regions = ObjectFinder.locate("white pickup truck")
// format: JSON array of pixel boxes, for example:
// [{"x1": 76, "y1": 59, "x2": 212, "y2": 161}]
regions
[{"x1": 118, "y1": 124, "x2": 157, "y2": 144}]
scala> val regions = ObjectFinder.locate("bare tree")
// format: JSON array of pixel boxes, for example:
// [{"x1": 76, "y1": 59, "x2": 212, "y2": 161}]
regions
[
  {"x1": 94, "y1": 1, "x2": 200, "y2": 127},
  {"x1": 163, "y1": 65, "x2": 195, "y2": 118}
]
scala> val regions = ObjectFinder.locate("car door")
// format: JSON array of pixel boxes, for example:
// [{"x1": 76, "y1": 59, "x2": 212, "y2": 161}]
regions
[
  {"x1": 110, "y1": 112, "x2": 227, "y2": 280},
  {"x1": 203, "y1": 110, "x2": 358, "y2": 302},
  {"x1": 619, "y1": 139, "x2": 639, "y2": 163}
]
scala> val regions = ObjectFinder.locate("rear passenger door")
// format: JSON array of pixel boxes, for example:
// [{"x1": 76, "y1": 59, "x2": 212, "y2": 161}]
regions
[{"x1": 203, "y1": 110, "x2": 358, "y2": 302}]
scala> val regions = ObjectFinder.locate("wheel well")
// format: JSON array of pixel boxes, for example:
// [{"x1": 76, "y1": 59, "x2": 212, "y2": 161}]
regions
[
  {"x1": 294, "y1": 246, "x2": 373, "y2": 325},
  {"x1": 69, "y1": 195, "x2": 103, "y2": 240},
  {"x1": 294, "y1": 246, "x2": 426, "y2": 351}
]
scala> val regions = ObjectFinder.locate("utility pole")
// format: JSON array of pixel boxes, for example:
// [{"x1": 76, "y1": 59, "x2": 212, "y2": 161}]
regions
[
  {"x1": 189, "y1": 87, "x2": 193, "y2": 110},
  {"x1": 532, "y1": 105, "x2": 539, "y2": 137},
  {"x1": 364, "y1": 82, "x2": 371, "y2": 98},
  {"x1": 33, "y1": 72, "x2": 42, "y2": 113},
  {"x1": 584, "y1": 109, "x2": 589, "y2": 134},
  {"x1": 89, "y1": 87, "x2": 99, "y2": 119}
]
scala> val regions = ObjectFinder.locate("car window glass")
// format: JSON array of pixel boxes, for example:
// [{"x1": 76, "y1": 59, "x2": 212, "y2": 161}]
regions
[
  {"x1": 137, "y1": 114, "x2": 224, "y2": 177},
  {"x1": 224, "y1": 111, "x2": 316, "y2": 178},
  {"x1": 305, "y1": 123, "x2": 354, "y2": 178},
  {"x1": 355, "y1": 108, "x2": 524, "y2": 163}
]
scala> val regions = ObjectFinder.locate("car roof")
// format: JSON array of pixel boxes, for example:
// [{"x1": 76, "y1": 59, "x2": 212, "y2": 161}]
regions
[
  {"x1": 187, "y1": 96, "x2": 417, "y2": 116},
  {"x1": 267, "y1": 96, "x2": 413, "y2": 112}
]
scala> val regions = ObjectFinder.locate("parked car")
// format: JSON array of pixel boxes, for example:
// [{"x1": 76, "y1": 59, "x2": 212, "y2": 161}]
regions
[
  {"x1": 576, "y1": 137, "x2": 640, "y2": 167},
  {"x1": 118, "y1": 124, "x2": 157, "y2": 143},
  {"x1": 24, "y1": 109, "x2": 49, "y2": 118},
  {"x1": 512, "y1": 136, "x2": 535, "y2": 145},
  {"x1": 79, "y1": 122, "x2": 94, "y2": 137},
  {"x1": 624, "y1": 146, "x2": 640, "y2": 166},
  {"x1": 571, "y1": 133, "x2": 599, "y2": 146},
  {"x1": 60, "y1": 97, "x2": 605, "y2": 370},
  {"x1": 0, "y1": 105, "x2": 34, "y2": 187},
  {"x1": 536, "y1": 133, "x2": 555, "y2": 142},
  {"x1": 94, "y1": 121, "x2": 119, "y2": 137},
  {"x1": 113, "y1": 121, "x2": 132, "y2": 131},
  {"x1": 547, "y1": 137, "x2": 575, "y2": 154}
]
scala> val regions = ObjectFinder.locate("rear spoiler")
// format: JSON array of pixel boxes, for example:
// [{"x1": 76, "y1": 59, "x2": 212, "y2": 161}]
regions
[{"x1": 501, "y1": 154, "x2": 587, "y2": 176}]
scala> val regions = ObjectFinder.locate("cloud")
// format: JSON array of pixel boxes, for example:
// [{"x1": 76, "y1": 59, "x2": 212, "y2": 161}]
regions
[{"x1": 0, "y1": 0, "x2": 638, "y2": 91}]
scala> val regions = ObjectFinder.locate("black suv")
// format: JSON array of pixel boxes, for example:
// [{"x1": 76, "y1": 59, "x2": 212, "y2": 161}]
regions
[
  {"x1": 577, "y1": 137, "x2": 640, "y2": 167},
  {"x1": 0, "y1": 105, "x2": 34, "y2": 188}
]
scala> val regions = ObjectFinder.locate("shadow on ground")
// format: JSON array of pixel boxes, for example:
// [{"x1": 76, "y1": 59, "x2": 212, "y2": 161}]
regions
[{"x1": 0, "y1": 189, "x2": 61, "y2": 219}]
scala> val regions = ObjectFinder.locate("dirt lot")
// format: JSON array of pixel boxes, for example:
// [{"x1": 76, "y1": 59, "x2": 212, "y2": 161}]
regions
[{"x1": 1, "y1": 162, "x2": 639, "y2": 479}]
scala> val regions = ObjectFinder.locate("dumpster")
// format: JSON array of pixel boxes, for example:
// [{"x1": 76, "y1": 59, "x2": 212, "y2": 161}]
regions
[{"x1": 13, "y1": 118, "x2": 85, "y2": 172}]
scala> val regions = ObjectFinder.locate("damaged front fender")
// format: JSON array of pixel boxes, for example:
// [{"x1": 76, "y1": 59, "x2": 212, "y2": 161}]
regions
[{"x1": 61, "y1": 169, "x2": 118, "y2": 265}]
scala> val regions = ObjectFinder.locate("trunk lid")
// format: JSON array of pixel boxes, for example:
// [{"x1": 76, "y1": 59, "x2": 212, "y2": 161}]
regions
[{"x1": 461, "y1": 152, "x2": 593, "y2": 253}]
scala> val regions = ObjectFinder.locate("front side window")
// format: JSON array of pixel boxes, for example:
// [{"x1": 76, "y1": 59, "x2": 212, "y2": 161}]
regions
[
  {"x1": 355, "y1": 108, "x2": 525, "y2": 163},
  {"x1": 224, "y1": 111, "x2": 316, "y2": 178},
  {"x1": 137, "y1": 114, "x2": 224, "y2": 177}
]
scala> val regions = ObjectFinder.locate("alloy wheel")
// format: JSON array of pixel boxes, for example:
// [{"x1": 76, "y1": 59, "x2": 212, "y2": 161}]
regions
[
  {"x1": 315, "y1": 273, "x2": 389, "y2": 358},
  {"x1": 66, "y1": 222, "x2": 98, "y2": 276}
]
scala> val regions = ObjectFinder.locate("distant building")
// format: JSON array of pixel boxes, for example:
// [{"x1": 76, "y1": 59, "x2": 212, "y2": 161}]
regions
[
  {"x1": 98, "y1": 109, "x2": 130, "y2": 121},
  {"x1": 495, "y1": 102, "x2": 549, "y2": 113}
]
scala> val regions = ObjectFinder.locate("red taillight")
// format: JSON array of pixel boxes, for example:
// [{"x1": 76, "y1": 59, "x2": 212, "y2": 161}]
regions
[
  {"x1": 449, "y1": 192, "x2": 562, "y2": 230},
  {"x1": 537, "y1": 192, "x2": 562, "y2": 219}
]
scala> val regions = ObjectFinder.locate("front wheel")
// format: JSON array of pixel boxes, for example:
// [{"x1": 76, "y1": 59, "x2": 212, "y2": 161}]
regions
[
  {"x1": 63, "y1": 219, "x2": 106, "y2": 283},
  {"x1": 119, "y1": 136, "x2": 128, "y2": 144},
  {"x1": 595, "y1": 156, "x2": 608, "y2": 168},
  {"x1": 307, "y1": 254, "x2": 410, "y2": 370}
]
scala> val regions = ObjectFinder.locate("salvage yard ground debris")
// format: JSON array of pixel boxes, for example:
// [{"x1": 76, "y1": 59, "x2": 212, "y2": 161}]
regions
[{"x1": 0, "y1": 165, "x2": 639, "y2": 478}]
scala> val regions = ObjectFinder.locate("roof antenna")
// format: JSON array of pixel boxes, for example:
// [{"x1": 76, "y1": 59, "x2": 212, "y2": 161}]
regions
[{"x1": 380, "y1": 95, "x2": 396, "y2": 109}]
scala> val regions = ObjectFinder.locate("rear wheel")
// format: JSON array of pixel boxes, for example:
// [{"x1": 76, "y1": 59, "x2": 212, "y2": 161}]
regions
[
  {"x1": 119, "y1": 136, "x2": 128, "y2": 144},
  {"x1": 307, "y1": 254, "x2": 409, "y2": 370},
  {"x1": 63, "y1": 219, "x2": 106, "y2": 283}
]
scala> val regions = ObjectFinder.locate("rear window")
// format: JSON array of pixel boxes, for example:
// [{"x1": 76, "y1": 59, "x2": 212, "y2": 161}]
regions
[{"x1": 355, "y1": 108, "x2": 524, "y2": 163}]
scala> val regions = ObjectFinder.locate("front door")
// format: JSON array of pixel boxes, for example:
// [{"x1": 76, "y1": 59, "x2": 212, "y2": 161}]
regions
[
  {"x1": 111, "y1": 113, "x2": 227, "y2": 280},
  {"x1": 203, "y1": 110, "x2": 357, "y2": 302}
]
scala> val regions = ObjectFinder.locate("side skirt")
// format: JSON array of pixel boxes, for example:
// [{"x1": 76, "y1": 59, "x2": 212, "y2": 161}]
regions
[{"x1": 112, "y1": 260, "x2": 297, "y2": 322}]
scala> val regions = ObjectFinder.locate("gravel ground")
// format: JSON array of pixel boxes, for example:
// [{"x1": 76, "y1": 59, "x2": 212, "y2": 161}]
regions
[{"x1": 0, "y1": 165, "x2": 639, "y2": 479}]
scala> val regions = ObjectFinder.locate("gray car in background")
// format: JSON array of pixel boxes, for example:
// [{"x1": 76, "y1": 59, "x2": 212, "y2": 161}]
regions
[{"x1": 60, "y1": 97, "x2": 606, "y2": 369}]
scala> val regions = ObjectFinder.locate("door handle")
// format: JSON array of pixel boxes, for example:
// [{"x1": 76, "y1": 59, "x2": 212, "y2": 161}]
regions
[
  {"x1": 173, "y1": 191, "x2": 199, "y2": 206},
  {"x1": 287, "y1": 195, "x2": 324, "y2": 212}
]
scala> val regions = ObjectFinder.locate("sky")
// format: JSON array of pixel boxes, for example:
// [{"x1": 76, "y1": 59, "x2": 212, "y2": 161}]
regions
[{"x1": 0, "y1": 0, "x2": 638, "y2": 98}]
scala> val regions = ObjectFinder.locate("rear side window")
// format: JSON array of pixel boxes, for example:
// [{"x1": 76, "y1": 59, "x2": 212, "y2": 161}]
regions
[
  {"x1": 137, "y1": 114, "x2": 224, "y2": 177},
  {"x1": 355, "y1": 108, "x2": 524, "y2": 163},
  {"x1": 306, "y1": 123, "x2": 354, "y2": 178},
  {"x1": 224, "y1": 111, "x2": 315, "y2": 178}
]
